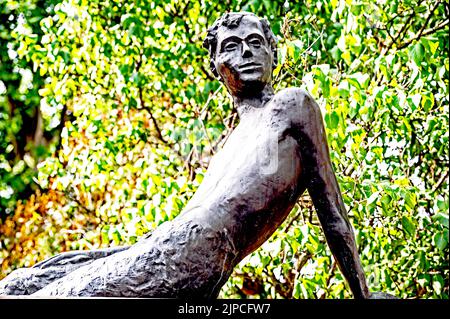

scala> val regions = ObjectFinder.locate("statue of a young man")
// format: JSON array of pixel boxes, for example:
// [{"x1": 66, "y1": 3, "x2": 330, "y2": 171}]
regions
[{"x1": 0, "y1": 12, "x2": 393, "y2": 299}]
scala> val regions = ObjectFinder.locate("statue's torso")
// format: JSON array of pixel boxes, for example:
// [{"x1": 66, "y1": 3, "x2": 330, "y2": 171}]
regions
[{"x1": 180, "y1": 88, "x2": 305, "y2": 255}]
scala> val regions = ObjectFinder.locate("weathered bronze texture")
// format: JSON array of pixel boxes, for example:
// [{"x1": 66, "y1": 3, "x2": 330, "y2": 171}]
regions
[{"x1": 0, "y1": 12, "x2": 394, "y2": 299}]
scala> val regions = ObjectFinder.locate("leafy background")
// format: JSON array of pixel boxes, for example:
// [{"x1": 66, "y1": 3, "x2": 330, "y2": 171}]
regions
[{"x1": 0, "y1": 0, "x2": 448, "y2": 299}]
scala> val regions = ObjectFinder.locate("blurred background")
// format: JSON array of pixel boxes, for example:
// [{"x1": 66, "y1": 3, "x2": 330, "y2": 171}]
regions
[{"x1": 0, "y1": 0, "x2": 448, "y2": 298}]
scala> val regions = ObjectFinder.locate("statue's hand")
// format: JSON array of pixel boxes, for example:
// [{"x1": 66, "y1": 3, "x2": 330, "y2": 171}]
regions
[{"x1": 369, "y1": 291, "x2": 398, "y2": 299}]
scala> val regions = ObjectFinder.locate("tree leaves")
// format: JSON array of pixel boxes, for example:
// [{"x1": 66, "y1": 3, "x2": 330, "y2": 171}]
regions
[
  {"x1": 433, "y1": 231, "x2": 448, "y2": 251},
  {"x1": 401, "y1": 216, "x2": 416, "y2": 238},
  {"x1": 409, "y1": 42, "x2": 426, "y2": 66}
]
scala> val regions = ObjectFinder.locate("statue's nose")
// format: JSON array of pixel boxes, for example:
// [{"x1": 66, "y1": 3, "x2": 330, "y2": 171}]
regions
[{"x1": 242, "y1": 42, "x2": 252, "y2": 58}]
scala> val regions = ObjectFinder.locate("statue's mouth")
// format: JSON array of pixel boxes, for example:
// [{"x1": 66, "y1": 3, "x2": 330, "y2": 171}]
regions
[{"x1": 239, "y1": 62, "x2": 262, "y2": 73}]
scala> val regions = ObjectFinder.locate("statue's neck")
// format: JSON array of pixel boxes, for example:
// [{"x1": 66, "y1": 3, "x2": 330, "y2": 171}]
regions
[{"x1": 232, "y1": 84, "x2": 274, "y2": 118}]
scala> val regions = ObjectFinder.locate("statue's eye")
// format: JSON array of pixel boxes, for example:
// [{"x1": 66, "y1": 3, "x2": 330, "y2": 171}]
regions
[
  {"x1": 249, "y1": 38, "x2": 262, "y2": 48},
  {"x1": 224, "y1": 42, "x2": 238, "y2": 52}
]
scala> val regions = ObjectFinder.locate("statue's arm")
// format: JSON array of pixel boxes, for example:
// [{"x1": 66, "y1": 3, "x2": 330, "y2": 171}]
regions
[{"x1": 287, "y1": 88, "x2": 371, "y2": 298}]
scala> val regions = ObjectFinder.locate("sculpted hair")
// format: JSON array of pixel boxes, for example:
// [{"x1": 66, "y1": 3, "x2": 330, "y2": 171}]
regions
[{"x1": 203, "y1": 12, "x2": 278, "y2": 78}]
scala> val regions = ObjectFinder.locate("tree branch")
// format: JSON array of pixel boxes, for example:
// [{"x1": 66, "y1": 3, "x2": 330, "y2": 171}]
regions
[
  {"x1": 384, "y1": 7, "x2": 417, "y2": 53},
  {"x1": 397, "y1": 18, "x2": 449, "y2": 49},
  {"x1": 416, "y1": 1, "x2": 442, "y2": 40},
  {"x1": 290, "y1": 251, "x2": 313, "y2": 298},
  {"x1": 138, "y1": 87, "x2": 168, "y2": 144},
  {"x1": 431, "y1": 170, "x2": 449, "y2": 193}
]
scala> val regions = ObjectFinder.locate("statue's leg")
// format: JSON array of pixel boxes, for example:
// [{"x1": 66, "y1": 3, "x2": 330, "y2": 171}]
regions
[
  {"x1": 30, "y1": 219, "x2": 236, "y2": 297},
  {"x1": 293, "y1": 92, "x2": 371, "y2": 299},
  {"x1": 0, "y1": 245, "x2": 129, "y2": 295}
]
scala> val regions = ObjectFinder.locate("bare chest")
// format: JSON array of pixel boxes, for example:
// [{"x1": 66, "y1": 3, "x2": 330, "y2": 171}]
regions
[{"x1": 194, "y1": 102, "x2": 302, "y2": 207}]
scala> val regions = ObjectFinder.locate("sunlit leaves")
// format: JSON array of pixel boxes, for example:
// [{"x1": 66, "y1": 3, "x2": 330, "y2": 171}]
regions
[{"x1": 409, "y1": 42, "x2": 425, "y2": 66}]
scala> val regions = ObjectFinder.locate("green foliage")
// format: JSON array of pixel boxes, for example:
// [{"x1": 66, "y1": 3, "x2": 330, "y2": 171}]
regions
[
  {"x1": 0, "y1": 0, "x2": 62, "y2": 216},
  {"x1": 0, "y1": 0, "x2": 448, "y2": 299}
]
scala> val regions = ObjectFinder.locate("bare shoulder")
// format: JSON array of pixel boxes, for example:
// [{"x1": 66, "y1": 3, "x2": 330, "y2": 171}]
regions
[
  {"x1": 268, "y1": 88, "x2": 321, "y2": 128},
  {"x1": 272, "y1": 88, "x2": 312, "y2": 108},
  {"x1": 270, "y1": 87, "x2": 315, "y2": 114}
]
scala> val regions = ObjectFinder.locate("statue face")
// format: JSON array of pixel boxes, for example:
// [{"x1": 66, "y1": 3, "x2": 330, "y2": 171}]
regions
[{"x1": 214, "y1": 15, "x2": 274, "y2": 97}]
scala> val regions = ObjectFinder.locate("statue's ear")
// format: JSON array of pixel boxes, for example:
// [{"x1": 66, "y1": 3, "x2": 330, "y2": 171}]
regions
[
  {"x1": 203, "y1": 34, "x2": 221, "y2": 80},
  {"x1": 210, "y1": 61, "x2": 221, "y2": 80},
  {"x1": 270, "y1": 36, "x2": 278, "y2": 70}
]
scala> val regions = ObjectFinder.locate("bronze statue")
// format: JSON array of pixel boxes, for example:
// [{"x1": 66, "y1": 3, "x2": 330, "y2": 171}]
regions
[{"x1": 0, "y1": 12, "x2": 394, "y2": 299}]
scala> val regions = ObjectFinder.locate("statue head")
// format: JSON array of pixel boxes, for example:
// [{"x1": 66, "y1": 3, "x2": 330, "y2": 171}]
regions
[{"x1": 203, "y1": 12, "x2": 277, "y2": 97}]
